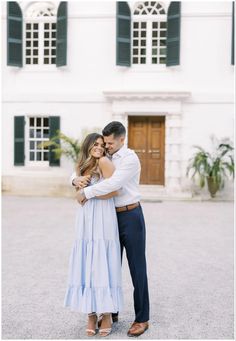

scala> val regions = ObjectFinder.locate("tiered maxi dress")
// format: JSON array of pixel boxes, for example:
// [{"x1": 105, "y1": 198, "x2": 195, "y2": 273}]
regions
[{"x1": 64, "y1": 176, "x2": 123, "y2": 313}]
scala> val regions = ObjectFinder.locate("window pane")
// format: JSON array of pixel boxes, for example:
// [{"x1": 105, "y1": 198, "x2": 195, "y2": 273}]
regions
[
  {"x1": 30, "y1": 152, "x2": 34, "y2": 161},
  {"x1": 26, "y1": 23, "x2": 31, "y2": 30},
  {"x1": 133, "y1": 31, "x2": 139, "y2": 38},
  {"x1": 37, "y1": 118, "x2": 41, "y2": 127},
  {"x1": 133, "y1": 48, "x2": 139, "y2": 55},
  {"x1": 30, "y1": 129, "x2": 34, "y2": 138},
  {"x1": 26, "y1": 41, "x2": 31, "y2": 47},
  {"x1": 43, "y1": 152, "x2": 49, "y2": 161},
  {"x1": 37, "y1": 152, "x2": 41, "y2": 161},
  {"x1": 33, "y1": 41, "x2": 38, "y2": 47},
  {"x1": 152, "y1": 57, "x2": 157, "y2": 64},
  {"x1": 51, "y1": 31, "x2": 56, "y2": 38},
  {"x1": 141, "y1": 49, "x2": 146, "y2": 55},
  {"x1": 30, "y1": 141, "x2": 35, "y2": 150},
  {"x1": 26, "y1": 58, "x2": 31, "y2": 64},
  {"x1": 44, "y1": 23, "x2": 49, "y2": 30},
  {"x1": 160, "y1": 48, "x2": 166, "y2": 55},
  {"x1": 44, "y1": 32, "x2": 49, "y2": 38},
  {"x1": 36, "y1": 129, "x2": 41, "y2": 138},
  {"x1": 141, "y1": 57, "x2": 146, "y2": 64},
  {"x1": 152, "y1": 40, "x2": 157, "y2": 46},
  {"x1": 44, "y1": 41, "x2": 49, "y2": 47},
  {"x1": 52, "y1": 23, "x2": 56, "y2": 30},
  {"x1": 160, "y1": 31, "x2": 166, "y2": 38},
  {"x1": 160, "y1": 22, "x2": 166, "y2": 29},
  {"x1": 33, "y1": 58, "x2": 38, "y2": 64},
  {"x1": 43, "y1": 129, "x2": 49, "y2": 138},
  {"x1": 133, "y1": 57, "x2": 138, "y2": 64},
  {"x1": 160, "y1": 57, "x2": 166, "y2": 64},
  {"x1": 152, "y1": 48, "x2": 157, "y2": 55},
  {"x1": 44, "y1": 49, "x2": 49, "y2": 56},
  {"x1": 152, "y1": 22, "x2": 158, "y2": 29},
  {"x1": 52, "y1": 50, "x2": 56, "y2": 56},
  {"x1": 141, "y1": 31, "x2": 146, "y2": 38},
  {"x1": 33, "y1": 32, "x2": 38, "y2": 38},
  {"x1": 44, "y1": 58, "x2": 49, "y2": 64},
  {"x1": 26, "y1": 49, "x2": 31, "y2": 56},
  {"x1": 30, "y1": 118, "x2": 34, "y2": 127},
  {"x1": 141, "y1": 22, "x2": 146, "y2": 29},
  {"x1": 133, "y1": 40, "x2": 139, "y2": 46},
  {"x1": 152, "y1": 31, "x2": 158, "y2": 38},
  {"x1": 141, "y1": 40, "x2": 146, "y2": 46},
  {"x1": 51, "y1": 58, "x2": 56, "y2": 64},
  {"x1": 133, "y1": 22, "x2": 139, "y2": 29},
  {"x1": 33, "y1": 50, "x2": 38, "y2": 56},
  {"x1": 26, "y1": 32, "x2": 31, "y2": 38},
  {"x1": 51, "y1": 41, "x2": 56, "y2": 47},
  {"x1": 43, "y1": 118, "x2": 49, "y2": 127},
  {"x1": 33, "y1": 23, "x2": 38, "y2": 30}
]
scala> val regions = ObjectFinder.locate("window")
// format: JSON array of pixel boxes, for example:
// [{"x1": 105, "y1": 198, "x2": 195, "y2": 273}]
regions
[
  {"x1": 28, "y1": 116, "x2": 49, "y2": 164},
  {"x1": 132, "y1": 2, "x2": 167, "y2": 65},
  {"x1": 24, "y1": 3, "x2": 57, "y2": 66}
]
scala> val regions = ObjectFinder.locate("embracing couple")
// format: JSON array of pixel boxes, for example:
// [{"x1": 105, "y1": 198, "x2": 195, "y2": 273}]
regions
[{"x1": 64, "y1": 121, "x2": 150, "y2": 337}]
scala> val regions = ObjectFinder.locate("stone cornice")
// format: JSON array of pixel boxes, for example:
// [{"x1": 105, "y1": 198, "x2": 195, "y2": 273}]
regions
[{"x1": 103, "y1": 90, "x2": 191, "y2": 101}]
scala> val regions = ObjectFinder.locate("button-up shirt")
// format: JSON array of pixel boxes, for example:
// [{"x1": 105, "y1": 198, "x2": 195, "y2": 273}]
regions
[{"x1": 71, "y1": 146, "x2": 141, "y2": 207}]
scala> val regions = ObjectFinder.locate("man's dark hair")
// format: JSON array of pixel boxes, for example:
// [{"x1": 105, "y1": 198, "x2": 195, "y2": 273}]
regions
[{"x1": 102, "y1": 121, "x2": 126, "y2": 138}]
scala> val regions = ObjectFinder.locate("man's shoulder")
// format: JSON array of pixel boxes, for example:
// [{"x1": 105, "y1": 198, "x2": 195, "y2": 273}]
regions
[{"x1": 123, "y1": 148, "x2": 140, "y2": 163}]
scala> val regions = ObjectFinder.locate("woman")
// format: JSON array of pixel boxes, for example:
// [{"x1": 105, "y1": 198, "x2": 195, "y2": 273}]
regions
[{"x1": 64, "y1": 133, "x2": 123, "y2": 337}]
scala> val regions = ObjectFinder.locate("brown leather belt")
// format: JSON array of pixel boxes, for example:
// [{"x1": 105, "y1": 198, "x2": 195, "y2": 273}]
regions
[{"x1": 116, "y1": 202, "x2": 140, "y2": 213}]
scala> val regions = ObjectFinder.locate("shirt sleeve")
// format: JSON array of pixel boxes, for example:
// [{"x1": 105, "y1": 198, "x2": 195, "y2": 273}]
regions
[
  {"x1": 84, "y1": 153, "x2": 140, "y2": 199},
  {"x1": 70, "y1": 172, "x2": 77, "y2": 186}
]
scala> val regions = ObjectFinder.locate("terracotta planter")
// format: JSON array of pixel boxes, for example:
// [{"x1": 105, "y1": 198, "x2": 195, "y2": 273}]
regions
[{"x1": 207, "y1": 177, "x2": 219, "y2": 198}]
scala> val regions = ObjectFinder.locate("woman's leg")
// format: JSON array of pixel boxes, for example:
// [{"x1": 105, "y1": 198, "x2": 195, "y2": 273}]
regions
[{"x1": 99, "y1": 313, "x2": 112, "y2": 337}]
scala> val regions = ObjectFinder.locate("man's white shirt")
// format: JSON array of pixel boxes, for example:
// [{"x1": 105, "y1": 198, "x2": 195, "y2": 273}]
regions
[{"x1": 70, "y1": 145, "x2": 141, "y2": 208}]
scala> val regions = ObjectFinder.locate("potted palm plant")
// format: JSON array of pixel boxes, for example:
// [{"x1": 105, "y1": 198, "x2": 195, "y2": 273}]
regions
[{"x1": 186, "y1": 137, "x2": 234, "y2": 198}]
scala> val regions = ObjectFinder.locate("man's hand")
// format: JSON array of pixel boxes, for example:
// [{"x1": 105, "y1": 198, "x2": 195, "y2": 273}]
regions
[
  {"x1": 76, "y1": 189, "x2": 88, "y2": 206},
  {"x1": 73, "y1": 175, "x2": 91, "y2": 189}
]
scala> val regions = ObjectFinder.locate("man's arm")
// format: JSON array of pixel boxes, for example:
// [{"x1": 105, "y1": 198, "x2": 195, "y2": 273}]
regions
[{"x1": 84, "y1": 153, "x2": 140, "y2": 199}]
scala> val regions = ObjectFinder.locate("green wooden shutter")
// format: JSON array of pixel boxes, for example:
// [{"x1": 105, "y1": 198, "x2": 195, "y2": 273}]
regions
[
  {"x1": 56, "y1": 2, "x2": 68, "y2": 67},
  {"x1": 231, "y1": 2, "x2": 234, "y2": 65},
  {"x1": 116, "y1": 2, "x2": 131, "y2": 66},
  {"x1": 166, "y1": 2, "x2": 181, "y2": 66},
  {"x1": 14, "y1": 116, "x2": 25, "y2": 165},
  {"x1": 7, "y1": 2, "x2": 23, "y2": 67},
  {"x1": 49, "y1": 117, "x2": 60, "y2": 166}
]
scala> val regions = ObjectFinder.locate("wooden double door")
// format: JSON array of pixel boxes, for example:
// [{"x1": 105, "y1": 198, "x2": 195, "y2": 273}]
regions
[{"x1": 128, "y1": 116, "x2": 165, "y2": 185}]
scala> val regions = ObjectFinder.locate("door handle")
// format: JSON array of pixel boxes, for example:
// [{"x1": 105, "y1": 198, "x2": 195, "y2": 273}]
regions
[
  {"x1": 148, "y1": 149, "x2": 160, "y2": 153},
  {"x1": 134, "y1": 149, "x2": 146, "y2": 153}
]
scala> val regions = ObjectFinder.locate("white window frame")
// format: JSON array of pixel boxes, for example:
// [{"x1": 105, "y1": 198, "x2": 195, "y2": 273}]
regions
[
  {"x1": 25, "y1": 115, "x2": 50, "y2": 167},
  {"x1": 131, "y1": 1, "x2": 169, "y2": 71},
  {"x1": 23, "y1": 2, "x2": 57, "y2": 70}
]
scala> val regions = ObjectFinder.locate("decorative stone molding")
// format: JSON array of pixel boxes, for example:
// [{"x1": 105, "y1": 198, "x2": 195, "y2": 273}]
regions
[{"x1": 103, "y1": 90, "x2": 191, "y2": 196}]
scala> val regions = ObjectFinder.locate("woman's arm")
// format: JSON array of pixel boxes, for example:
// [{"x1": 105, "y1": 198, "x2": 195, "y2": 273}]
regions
[{"x1": 96, "y1": 157, "x2": 119, "y2": 199}]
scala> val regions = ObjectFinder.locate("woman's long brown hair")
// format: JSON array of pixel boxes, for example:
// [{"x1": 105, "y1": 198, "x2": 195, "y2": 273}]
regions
[{"x1": 76, "y1": 133, "x2": 105, "y2": 179}]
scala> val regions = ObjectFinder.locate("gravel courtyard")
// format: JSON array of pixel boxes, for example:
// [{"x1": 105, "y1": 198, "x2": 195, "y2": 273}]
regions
[{"x1": 1, "y1": 196, "x2": 234, "y2": 339}]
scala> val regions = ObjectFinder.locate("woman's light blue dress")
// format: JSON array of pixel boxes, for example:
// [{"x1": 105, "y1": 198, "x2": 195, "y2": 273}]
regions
[{"x1": 64, "y1": 176, "x2": 123, "y2": 313}]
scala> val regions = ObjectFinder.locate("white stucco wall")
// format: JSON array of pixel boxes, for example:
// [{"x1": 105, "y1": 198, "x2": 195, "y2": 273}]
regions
[{"x1": 1, "y1": 1, "x2": 234, "y2": 198}]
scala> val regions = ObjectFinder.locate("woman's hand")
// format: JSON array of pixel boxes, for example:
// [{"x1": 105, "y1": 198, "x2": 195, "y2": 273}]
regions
[{"x1": 73, "y1": 175, "x2": 91, "y2": 189}]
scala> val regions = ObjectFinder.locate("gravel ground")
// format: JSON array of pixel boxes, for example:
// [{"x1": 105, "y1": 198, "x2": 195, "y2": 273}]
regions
[{"x1": 1, "y1": 196, "x2": 234, "y2": 339}]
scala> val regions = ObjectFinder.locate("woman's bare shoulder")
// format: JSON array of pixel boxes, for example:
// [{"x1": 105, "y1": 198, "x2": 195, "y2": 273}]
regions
[{"x1": 98, "y1": 156, "x2": 112, "y2": 165}]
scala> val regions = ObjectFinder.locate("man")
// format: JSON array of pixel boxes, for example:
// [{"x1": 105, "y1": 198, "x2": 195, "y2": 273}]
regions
[{"x1": 71, "y1": 121, "x2": 150, "y2": 337}]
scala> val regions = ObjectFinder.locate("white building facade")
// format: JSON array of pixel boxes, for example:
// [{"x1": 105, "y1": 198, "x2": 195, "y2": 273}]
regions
[{"x1": 1, "y1": 1, "x2": 235, "y2": 198}]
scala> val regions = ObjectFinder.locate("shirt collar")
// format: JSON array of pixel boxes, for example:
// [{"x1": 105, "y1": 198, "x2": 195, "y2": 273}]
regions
[{"x1": 112, "y1": 145, "x2": 127, "y2": 159}]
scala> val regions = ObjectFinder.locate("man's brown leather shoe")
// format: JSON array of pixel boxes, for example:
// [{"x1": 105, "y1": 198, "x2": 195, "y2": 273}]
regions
[{"x1": 127, "y1": 322, "x2": 149, "y2": 337}]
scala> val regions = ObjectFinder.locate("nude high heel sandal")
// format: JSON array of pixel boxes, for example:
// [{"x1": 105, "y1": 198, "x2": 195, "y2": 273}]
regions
[
  {"x1": 86, "y1": 313, "x2": 98, "y2": 336},
  {"x1": 99, "y1": 313, "x2": 112, "y2": 337}
]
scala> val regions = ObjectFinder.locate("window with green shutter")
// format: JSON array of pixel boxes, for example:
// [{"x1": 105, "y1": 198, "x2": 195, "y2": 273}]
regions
[
  {"x1": 166, "y1": 1, "x2": 181, "y2": 66},
  {"x1": 116, "y1": 2, "x2": 131, "y2": 66},
  {"x1": 14, "y1": 116, "x2": 25, "y2": 165},
  {"x1": 7, "y1": 2, "x2": 23, "y2": 67},
  {"x1": 56, "y1": 2, "x2": 68, "y2": 67}
]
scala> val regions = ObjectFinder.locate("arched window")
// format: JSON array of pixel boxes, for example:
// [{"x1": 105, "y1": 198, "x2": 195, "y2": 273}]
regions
[
  {"x1": 24, "y1": 2, "x2": 57, "y2": 65},
  {"x1": 132, "y1": 1, "x2": 167, "y2": 65}
]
